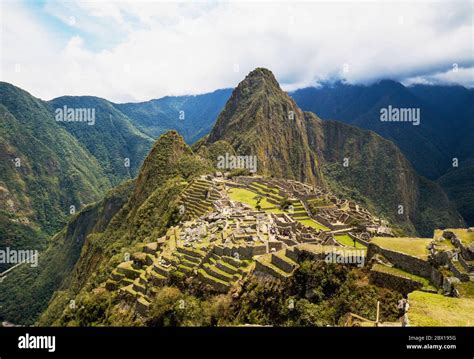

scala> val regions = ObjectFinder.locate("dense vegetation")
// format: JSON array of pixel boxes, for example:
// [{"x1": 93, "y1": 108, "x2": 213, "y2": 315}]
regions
[
  {"x1": 0, "y1": 181, "x2": 134, "y2": 324},
  {"x1": 0, "y1": 83, "x2": 112, "y2": 265},
  {"x1": 48, "y1": 96, "x2": 153, "y2": 184},
  {"x1": 438, "y1": 163, "x2": 474, "y2": 226},
  {"x1": 36, "y1": 260, "x2": 401, "y2": 327}
]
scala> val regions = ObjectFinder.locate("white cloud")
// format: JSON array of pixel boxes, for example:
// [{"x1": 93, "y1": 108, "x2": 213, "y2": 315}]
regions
[
  {"x1": 403, "y1": 66, "x2": 474, "y2": 88},
  {"x1": 1, "y1": 0, "x2": 472, "y2": 102}
]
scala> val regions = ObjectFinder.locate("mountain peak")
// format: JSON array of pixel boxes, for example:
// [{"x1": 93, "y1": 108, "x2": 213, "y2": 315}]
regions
[
  {"x1": 245, "y1": 67, "x2": 278, "y2": 80},
  {"x1": 130, "y1": 130, "x2": 191, "y2": 205},
  {"x1": 206, "y1": 68, "x2": 323, "y2": 186},
  {"x1": 238, "y1": 67, "x2": 281, "y2": 93}
]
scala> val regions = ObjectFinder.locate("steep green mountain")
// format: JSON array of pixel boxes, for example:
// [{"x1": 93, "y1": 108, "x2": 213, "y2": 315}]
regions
[
  {"x1": 48, "y1": 96, "x2": 154, "y2": 184},
  {"x1": 303, "y1": 115, "x2": 460, "y2": 235},
  {"x1": 29, "y1": 131, "x2": 212, "y2": 325},
  {"x1": 202, "y1": 68, "x2": 463, "y2": 235},
  {"x1": 114, "y1": 89, "x2": 232, "y2": 144},
  {"x1": 0, "y1": 82, "x2": 111, "y2": 262},
  {"x1": 206, "y1": 68, "x2": 324, "y2": 186}
]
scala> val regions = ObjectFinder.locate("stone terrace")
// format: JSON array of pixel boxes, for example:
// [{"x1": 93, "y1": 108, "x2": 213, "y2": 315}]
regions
[{"x1": 104, "y1": 174, "x2": 400, "y2": 315}]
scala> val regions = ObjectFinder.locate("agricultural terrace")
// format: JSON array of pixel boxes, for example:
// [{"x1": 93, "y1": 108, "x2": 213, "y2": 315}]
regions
[
  {"x1": 335, "y1": 234, "x2": 366, "y2": 250},
  {"x1": 227, "y1": 187, "x2": 284, "y2": 213},
  {"x1": 371, "y1": 237, "x2": 431, "y2": 260},
  {"x1": 227, "y1": 187, "x2": 330, "y2": 231}
]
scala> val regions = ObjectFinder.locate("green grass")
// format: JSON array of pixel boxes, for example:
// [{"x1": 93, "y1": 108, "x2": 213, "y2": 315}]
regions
[
  {"x1": 371, "y1": 237, "x2": 431, "y2": 259},
  {"x1": 251, "y1": 182, "x2": 280, "y2": 194},
  {"x1": 454, "y1": 282, "x2": 474, "y2": 298},
  {"x1": 446, "y1": 229, "x2": 474, "y2": 246},
  {"x1": 297, "y1": 218, "x2": 330, "y2": 231},
  {"x1": 408, "y1": 291, "x2": 474, "y2": 326},
  {"x1": 372, "y1": 264, "x2": 436, "y2": 291},
  {"x1": 335, "y1": 234, "x2": 366, "y2": 249},
  {"x1": 228, "y1": 187, "x2": 284, "y2": 213}
]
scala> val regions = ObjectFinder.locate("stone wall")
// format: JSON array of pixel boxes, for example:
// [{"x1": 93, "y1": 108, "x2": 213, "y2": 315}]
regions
[
  {"x1": 448, "y1": 260, "x2": 470, "y2": 282},
  {"x1": 369, "y1": 270, "x2": 422, "y2": 295},
  {"x1": 285, "y1": 248, "x2": 299, "y2": 262},
  {"x1": 268, "y1": 241, "x2": 283, "y2": 252},
  {"x1": 430, "y1": 250, "x2": 453, "y2": 267},
  {"x1": 314, "y1": 215, "x2": 333, "y2": 229},
  {"x1": 255, "y1": 260, "x2": 286, "y2": 280},
  {"x1": 430, "y1": 267, "x2": 444, "y2": 287},
  {"x1": 348, "y1": 232, "x2": 370, "y2": 247},
  {"x1": 271, "y1": 254, "x2": 296, "y2": 273},
  {"x1": 459, "y1": 254, "x2": 474, "y2": 272},
  {"x1": 367, "y1": 243, "x2": 446, "y2": 287},
  {"x1": 251, "y1": 245, "x2": 267, "y2": 256},
  {"x1": 197, "y1": 271, "x2": 228, "y2": 292},
  {"x1": 367, "y1": 243, "x2": 432, "y2": 278},
  {"x1": 136, "y1": 299, "x2": 149, "y2": 316}
]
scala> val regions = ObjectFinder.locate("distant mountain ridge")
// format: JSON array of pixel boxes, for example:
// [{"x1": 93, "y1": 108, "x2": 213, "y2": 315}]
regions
[
  {"x1": 114, "y1": 89, "x2": 232, "y2": 144},
  {"x1": 2, "y1": 75, "x2": 471, "y2": 228},
  {"x1": 48, "y1": 96, "x2": 154, "y2": 184},
  {"x1": 291, "y1": 81, "x2": 474, "y2": 225}
]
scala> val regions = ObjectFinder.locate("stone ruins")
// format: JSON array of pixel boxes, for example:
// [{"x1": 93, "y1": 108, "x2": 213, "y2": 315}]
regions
[{"x1": 103, "y1": 173, "x2": 472, "y2": 321}]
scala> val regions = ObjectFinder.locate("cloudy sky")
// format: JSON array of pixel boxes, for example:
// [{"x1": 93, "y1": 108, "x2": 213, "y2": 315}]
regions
[{"x1": 1, "y1": 0, "x2": 473, "y2": 102}]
